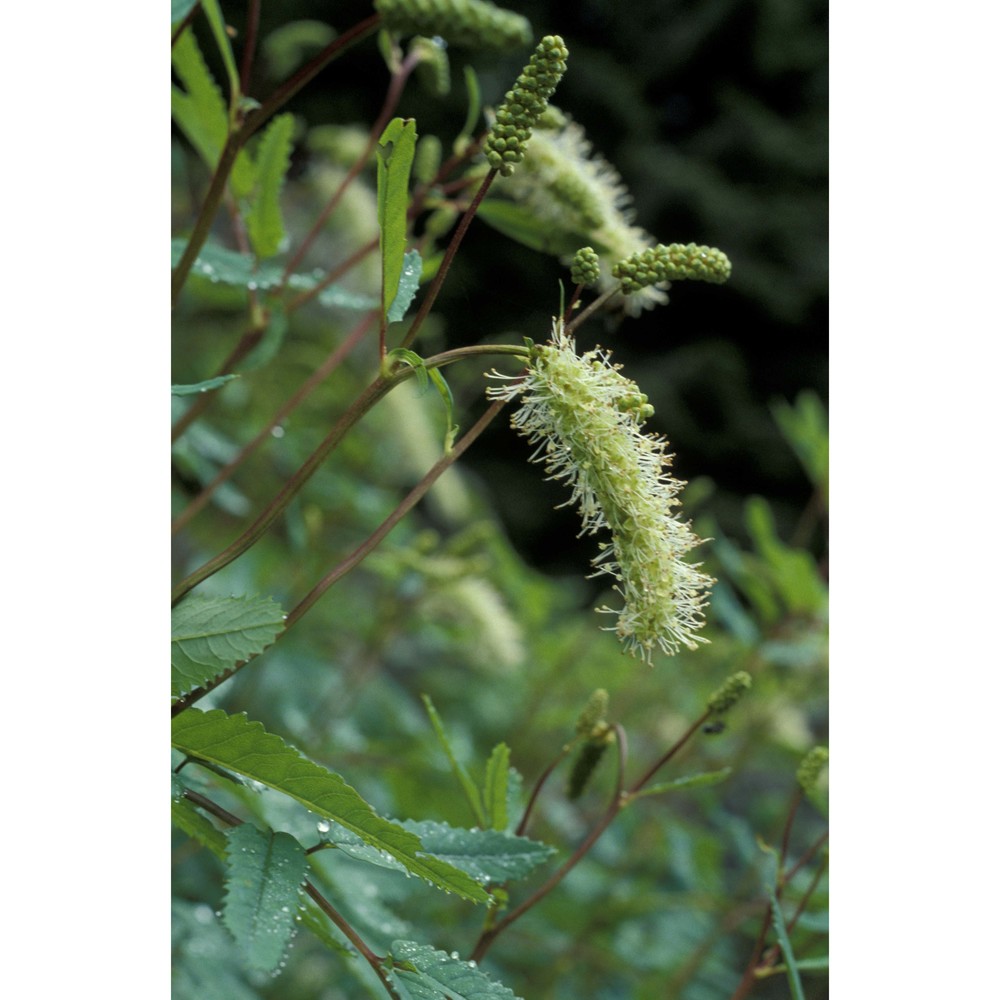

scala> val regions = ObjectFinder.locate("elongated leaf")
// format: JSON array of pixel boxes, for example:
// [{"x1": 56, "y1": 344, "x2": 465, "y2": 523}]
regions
[
  {"x1": 400, "y1": 820, "x2": 555, "y2": 885},
  {"x1": 387, "y1": 249, "x2": 422, "y2": 323},
  {"x1": 168, "y1": 239, "x2": 378, "y2": 309},
  {"x1": 200, "y1": 0, "x2": 240, "y2": 103},
  {"x1": 245, "y1": 113, "x2": 295, "y2": 259},
  {"x1": 427, "y1": 367, "x2": 459, "y2": 451},
  {"x1": 476, "y1": 199, "x2": 593, "y2": 257},
  {"x1": 171, "y1": 28, "x2": 228, "y2": 170},
  {"x1": 767, "y1": 884, "x2": 806, "y2": 1000},
  {"x1": 172, "y1": 796, "x2": 229, "y2": 858},
  {"x1": 376, "y1": 118, "x2": 417, "y2": 321},
  {"x1": 630, "y1": 767, "x2": 733, "y2": 801},
  {"x1": 171, "y1": 595, "x2": 286, "y2": 698},
  {"x1": 422, "y1": 694, "x2": 484, "y2": 827},
  {"x1": 387, "y1": 940, "x2": 521, "y2": 1000},
  {"x1": 223, "y1": 824, "x2": 307, "y2": 971},
  {"x1": 482, "y1": 744, "x2": 510, "y2": 831},
  {"x1": 172, "y1": 374, "x2": 239, "y2": 396},
  {"x1": 171, "y1": 709, "x2": 489, "y2": 903}
]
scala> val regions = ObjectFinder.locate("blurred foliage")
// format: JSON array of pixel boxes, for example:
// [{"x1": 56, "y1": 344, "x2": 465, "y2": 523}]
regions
[{"x1": 173, "y1": 1, "x2": 828, "y2": 997}]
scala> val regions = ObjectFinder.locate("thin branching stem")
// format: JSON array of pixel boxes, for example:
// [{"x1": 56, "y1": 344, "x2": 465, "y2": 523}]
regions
[
  {"x1": 398, "y1": 168, "x2": 498, "y2": 352},
  {"x1": 239, "y1": 0, "x2": 261, "y2": 95},
  {"x1": 172, "y1": 343, "x2": 530, "y2": 603}
]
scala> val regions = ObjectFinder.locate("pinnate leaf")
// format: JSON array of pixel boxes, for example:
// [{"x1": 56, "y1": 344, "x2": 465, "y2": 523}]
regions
[
  {"x1": 171, "y1": 595, "x2": 286, "y2": 698},
  {"x1": 482, "y1": 743, "x2": 511, "y2": 831},
  {"x1": 377, "y1": 118, "x2": 417, "y2": 321},
  {"x1": 387, "y1": 940, "x2": 522, "y2": 1000},
  {"x1": 171, "y1": 709, "x2": 489, "y2": 903},
  {"x1": 223, "y1": 824, "x2": 307, "y2": 972}
]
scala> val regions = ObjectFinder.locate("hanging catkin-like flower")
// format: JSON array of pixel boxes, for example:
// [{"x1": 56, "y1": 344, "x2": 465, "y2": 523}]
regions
[{"x1": 488, "y1": 320, "x2": 714, "y2": 663}]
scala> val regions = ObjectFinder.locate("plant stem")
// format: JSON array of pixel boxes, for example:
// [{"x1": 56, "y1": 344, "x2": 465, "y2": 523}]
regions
[
  {"x1": 239, "y1": 0, "x2": 261, "y2": 95},
  {"x1": 283, "y1": 393, "x2": 510, "y2": 630},
  {"x1": 172, "y1": 343, "x2": 530, "y2": 603},
  {"x1": 171, "y1": 311, "x2": 376, "y2": 533},
  {"x1": 171, "y1": 14, "x2": 381, "y2": 308},
  {"x1": 398, "y1": 168, "x2": 497, "y2": 352}
]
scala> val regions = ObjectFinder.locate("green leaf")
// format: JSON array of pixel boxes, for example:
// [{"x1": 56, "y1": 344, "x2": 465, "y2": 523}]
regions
[
  {"x1": 171, "y1": 0, "x2": 200, "y2": 24},
  {"x1": 222, "y1": 824, "x2": 307, "y2": 972},
  {"x1": 168, "y1": 240, "x2": 379, "y2": 309},
  {"x1": 262, "y1": 20, "x2": 337, "y2": 79},
  {"x1": 771, "y1": 390, "x2": 828, "y2": 499},
  {"x1": 400, "y1": 820, "x2": 555, "y2": 885},
  {"x1": 172, "y1": 374, "x2": 239, "y2": 396},
  {"x1": 245, "y1": 113, "x2": 295, "y2": 259},
  {"x1": 171, "y1": 709, "x2": 489, "y2": 903},
  {"x1": 171, "y1": 596, "x2": 287, "y2": 698},
  {"x1": 376, "y1": 118, "x2": 418, "y2": 321},
  {"x1": 200, "y1": 0, "x2": 241, "y2": 105},
  {"x1": 422, "y1": 694, "x2": 485, "y2": 827},
  {"x1": 454, "y1": 65, "x2": 482, "y2": 154},
  {"x1": 629, "y1": 767, "x2": 733, "y2": 802},
  {"x1": 766, "y1": 883, "x2": 806, "y2": 1000},
  {"x1": 482, "y1": 744, "x2": 510, "y2": 831},
  {"x1": 171, "y1": 29, "x2": 254, "y2": 191},
  {"x1": 387, "y1": 249, "x2": 423, "y2": 323},
  {"x1": 171, "y1": 28, "x2": 229, "y2": 169},
  {"x1": 476, "y1": 199, "x2": 593, "y2": 257},
  {"x1": 387, "y1": 940, "x2": 522, "y2": 1000},
  {"x1": 172, "y1": 796, "x2": 229, "y2": 859},
  {"x1": 427, "y1": 367, "x2": 459, "y2": 452}
]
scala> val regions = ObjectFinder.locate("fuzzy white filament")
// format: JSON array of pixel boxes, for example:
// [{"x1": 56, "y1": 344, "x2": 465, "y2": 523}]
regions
[{"x1": 488, "y1": 320, "x2": 713, "y2": 663}]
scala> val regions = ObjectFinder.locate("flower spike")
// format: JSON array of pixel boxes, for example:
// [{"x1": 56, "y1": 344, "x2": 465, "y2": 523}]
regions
[
  {"x1": 375, "y1": 0, "x2": 532, "y2": 51},
  {"x1": 488, "y1": 319, "x2": 714, "y2": 663},
  {"x1": 485, "y1": 35, "x2": 570, "y2": 177}
]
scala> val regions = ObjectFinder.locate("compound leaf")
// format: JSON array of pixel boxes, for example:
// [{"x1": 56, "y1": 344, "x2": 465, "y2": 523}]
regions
[
  {"x1": 171, "y1": 595, "x2": 286, "y2": 698},
  {"x1": 222, "y1": 824, "x2": 307, "y2": 972},
  {"x1": 171, "y1": 709, "x2": 489, "y2": 903}
]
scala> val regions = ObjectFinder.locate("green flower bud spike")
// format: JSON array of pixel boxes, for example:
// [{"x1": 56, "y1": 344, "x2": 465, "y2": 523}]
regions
[
  {"x1": 375, "y1": 0, "x2": 531, "y2": 51},
  {"x1": 570, "y1": 246, "x2": 601, "y2": 287},
  {"x1": 486, "y1": 35, "x2": 570, "y2": 177},
  {"x1": 796, "y1": 746, "x2": 829, "y2": 796},
  {"x1": 567, "y1": 726, "x2": 614, "y2": 800},
  {"x1": 706, "y1": 671, "x2": 752, "y2": 715},
  {"x1": 575, "y1": 688, "x2": 609, "y2": 737},
  {"x1": 410, "y1": 36, "x2": 450, "y2": 96},
  {"x1": 613, "y1": 243, "x2": 732, "y2": 294}
]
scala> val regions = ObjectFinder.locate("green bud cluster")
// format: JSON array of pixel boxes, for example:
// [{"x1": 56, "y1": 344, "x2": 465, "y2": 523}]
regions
[
  {"x1": 796, "y1": 746, "x2": 829, "y2": 795},
  {"x1": 410, "y1": 36, "x2": 450, "y2": 96},
  {"x1": 612, "y1": 243, "x2": 732, "y2": 294},
  {"x1": 706, "y1": 671, "x2": 752, "y2": 715},
  {"x1": 485, "y1": 35, "x2": 569, "y2": 177},
  {"x1": 575, "y1": 688, "x2": 609, "y2": 737},
  {"x1": 570, "y1": 246, "x2": 602, "y2": 287},
  {"x1": 413, "y1": 134, "x2": 443, "y2": 185},
  {"x1": 567, "y1": 727, "x2": 614, "y2": 799},
  {"x1": 375, "y1": 0, "x2": 531, "y2": 51}
]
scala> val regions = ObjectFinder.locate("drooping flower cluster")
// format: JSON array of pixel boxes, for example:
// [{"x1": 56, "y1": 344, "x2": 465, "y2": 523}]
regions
[
  {"x1": 488, "y1": 320, "x2": 714, "y2": 663},
  {"x1": 613, "y1": 243, "x2": 732, "y2": 293}
]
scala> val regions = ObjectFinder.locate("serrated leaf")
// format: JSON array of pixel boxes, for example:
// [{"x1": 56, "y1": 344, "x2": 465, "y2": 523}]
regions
[
  {"x1": 422, "y1": 694, "x2": 485, "y2": 827},
  {"x1": 387, "y1": 249, "x2": 423, "y2": 323},
  {"x1": 387, "y1": 940, "x2": 522, "y2": 1000},
  {"x1": 376, "y1": 118, "x2": 417, "y2": 321},
  {"x1": 245, "y1": 113, "x2": 295, "y2": 259},
  {"x1": 630, "y1": 767, "x2": 733, "y2": 802},
  {"x1": 171, "y1": 596, "x2": 286, "y2": 698},
  {"x1": 171, "y1": 28, "x2": 254, "y2": 192},
  {"x1": 482, "y1": 744, "x2": 510, "y2": 831},
  {"x1": 172, "y1": 796, "x2": 230, "y2": 858},
  {"x1": 400, "y1": 820, "x2": 555, "y2": 885},
  {"x1": 171, "y1": 709, "x2": 489, "y2": 903},
  {"x1": 222, "y1": 824, "x2": 307, "y2": 972},
  {"x1": 172, "y1": 374, "x2": 239, "y2": 396}
]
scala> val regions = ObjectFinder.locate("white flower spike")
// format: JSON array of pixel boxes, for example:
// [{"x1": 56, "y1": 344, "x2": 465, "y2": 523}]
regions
[{"x1": 488, "y1": 319, "x2": 714, "y2": 663}]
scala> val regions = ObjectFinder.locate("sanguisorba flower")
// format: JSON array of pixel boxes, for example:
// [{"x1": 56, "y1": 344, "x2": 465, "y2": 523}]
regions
[{"x1": 488, "y1": 320, "x2": 713, "y2": 663}]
